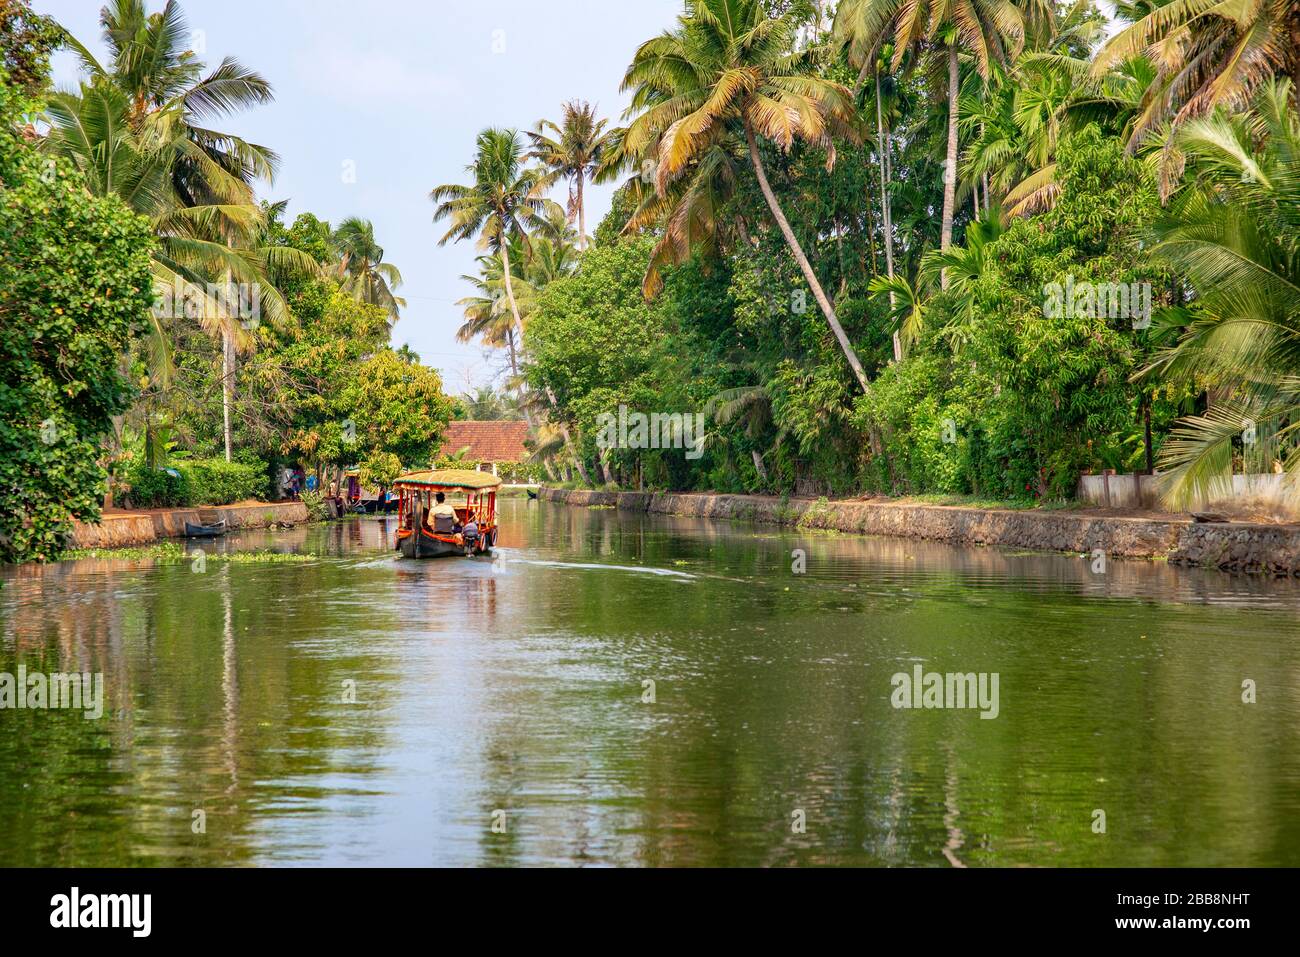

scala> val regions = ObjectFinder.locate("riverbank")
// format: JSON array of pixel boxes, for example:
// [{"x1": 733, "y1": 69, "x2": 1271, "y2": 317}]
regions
[
  {"x1": 70, "y1": 501, "x2": 310, "y2": 549},
  {"x1": 539, "y1": 488, "x2": 1300, "y2": 575}
]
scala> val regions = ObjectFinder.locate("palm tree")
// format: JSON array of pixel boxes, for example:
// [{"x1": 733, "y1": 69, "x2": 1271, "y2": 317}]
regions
[
  {"x1": 61, "y1": 0, "x2": 278, "y2": 207},
  {"x1": 526, "y1": 100, "x2": 618, "y2": 250},
  {"x1": 1094, "y1": 0, "x2": 1300, "y2": 158},
  {"x1": 454, "y1": 255, "x2": 524, "y2": 379},
  {"x1": 1144, "y1": 80, "x2": 1300, "y2": 507},
  {"x1": 705, "y1": 384, "x2": 783, "y2": 482},
  {"x1": 834, "y1": 0, "x2": 1027, "y2": 284},
  {"x1": 51, "y1": 0, "x2": 317, "y2": 461},
  {"x1": 431, "y1": 129, "x2": 554, "y2": 368},
  {"x1": 622, "y1": 0, "x2": 869, "y2": 391},
  {"x1": 626, "y1": 135, "x2": 752, "y2": 297},
  {"x1": 331, "y1": 217, "x2": 405, "y2": 320},
  {"x1": 838, "y1": 26, "x2": 903, "y2": 360},
  {"x1": 43, "y1": 81, "x2": 316, "y2": 461}
]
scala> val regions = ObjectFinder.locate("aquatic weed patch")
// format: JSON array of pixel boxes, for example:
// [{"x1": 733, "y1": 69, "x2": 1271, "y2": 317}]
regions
[{"x1": 64, "y1": 542, "x2": 317, "y2": 563}]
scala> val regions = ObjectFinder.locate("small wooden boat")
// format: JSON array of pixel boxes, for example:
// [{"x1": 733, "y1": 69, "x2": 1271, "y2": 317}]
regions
[
  {"x1": 185, "y1": 519, "x2": 227, "y2": 538},
  {"x1": 393, "y1": 469, "x2": 501, "y2": 559}
]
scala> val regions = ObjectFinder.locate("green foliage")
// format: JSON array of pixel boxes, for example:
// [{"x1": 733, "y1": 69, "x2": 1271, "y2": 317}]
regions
[
  {"x1": 0, "y1": 0, "x2": 61, "y2": 96},
  {"x1": 857, "y1": 126, "x2": 1168, "y2": 500},
  {"x1": 0, "y1": 69, "x2": 155, "y2": 562},
  {"x1": 298, "y1": 489, "x2": 328, "y2": 522},
  {"x1": 179, "y1": 459, "x2": 268, "y2": 505},
  {"x1": 123, "y1": 465, "x2": 189, "y2": 509},
  {"x1": 342, "y1": 349, "x2": 454, "y2": 472},
  {"x1": 124, "y1": 458, "x2": 266, "y2": 508}
]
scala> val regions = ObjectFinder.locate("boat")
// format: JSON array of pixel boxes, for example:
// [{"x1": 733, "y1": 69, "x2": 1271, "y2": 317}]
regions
[
  {"x1": 185, "y1": 519, "x2": 227, "y2": 538},
  {"x1": 393, "y1": 469, "x2": 501, "y2": 559}
]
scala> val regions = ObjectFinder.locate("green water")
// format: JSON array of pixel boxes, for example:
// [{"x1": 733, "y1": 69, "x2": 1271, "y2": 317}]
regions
[{"x1": 1, "y1": 499, "x2": 1297, "y2": 866}]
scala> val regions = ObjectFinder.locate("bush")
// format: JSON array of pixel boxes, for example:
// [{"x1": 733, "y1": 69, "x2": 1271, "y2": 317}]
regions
[
  {"x1": 125, "y1": 465, "x2": 190, "y2": 509},
  {"x1": 298, "y1": 489, "x2": 328, "y2": 522},
  {"x1": 124, "y1": 458, "x2": 267, "y2": 509},
  {"x1": 178, "y1": 458, "x2": 267, "y2": 505}
]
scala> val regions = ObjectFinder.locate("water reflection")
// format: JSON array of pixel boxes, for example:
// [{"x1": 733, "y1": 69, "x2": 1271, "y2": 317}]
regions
[{"x1": 1, "y1": 501, "x2": 1298, "y2": 866}]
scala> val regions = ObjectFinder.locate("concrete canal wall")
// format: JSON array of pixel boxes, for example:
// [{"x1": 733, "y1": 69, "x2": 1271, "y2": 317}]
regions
[
  {"x1": 540, "y1": 489, "x2": 1300, "y2": 575},
  {"x1": 70, "y1": 501, "x2": 310, "y2": 549}
]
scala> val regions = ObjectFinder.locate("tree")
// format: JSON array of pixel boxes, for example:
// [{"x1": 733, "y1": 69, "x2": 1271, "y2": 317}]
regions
[
  {"x1": 526, "y1": 100, "x2": 617, "y2": 250},
  {"x1": 48, "y1": 3, "x2": 317, "y2": 462},
  {"x1": 431, "y1": 128, "x2": 555, "y2": 408},
  {"x1": 0, "y1": 67, "x2": 156, "y2": 563},
  {"x1": 61, "y1": 0, "x2": 278, "y2": 206},
  {"x1": 331, "y1": 216, "x2": 405, "y2": 321},
  {"x1": 1146, "y1": 80, "x2": 1300, "y2": 506},
  {"x1": 834, "y1": 0, "x2": 1027, "y2": 282},
  {"x1": 343, "y1": 349, "x2": 455, "y2": 475},
  {"x1": 0, "y1": 0, "x2": 61, "y2": 97},
  {"x1": 621, "y1": 0, "x2": 871, "y2": 391},
  {"x1": 1094, "y1": 0, "x2": 1300, "y2": 157}
]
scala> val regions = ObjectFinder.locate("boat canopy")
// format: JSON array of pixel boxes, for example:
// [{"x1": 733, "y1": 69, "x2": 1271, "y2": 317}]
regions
[{"x1": 393, "y1": 469, "x2": 503, "y2": 492}]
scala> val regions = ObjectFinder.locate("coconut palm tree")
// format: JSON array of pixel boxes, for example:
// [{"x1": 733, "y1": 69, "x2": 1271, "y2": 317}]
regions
[
  {"x1": 61, "y1": 0, "x2": 278, "y2": 207},
  {"x1": 526, "y1": 100, "x2": 618, "y2": 250},
  {"x1": 622, "y1": 0, "x2": 870, "y2": 391},
  {"x1": 454, "y1": 256, "x2": 524, "y2": 379},
  {"x1": 834, "y1": 0, "x2": 1028, "y2": 284},
  {"x1": 837, "y1": 26, "x2": 903, "y2": 360},
  {"x1": 431, "y1": 128, "x2": 555, "y2": 363},
  {"x1": 1094, "y1": 0, "x2": 1300, "y2": 159},
  {"x1": 331, "y1": 216, "x2": 405, "y2": 321},
  {"x1": 1145, "y1": 80, "x2": 1300, "y2": 506},
  {"x1": 43, "y1": 80, "x2": 317, "y2": 460}
]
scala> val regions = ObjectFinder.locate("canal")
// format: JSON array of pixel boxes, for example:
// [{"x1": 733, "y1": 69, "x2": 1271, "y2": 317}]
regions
[{"x1": 1, "y1": 499, "x2": 1297, "y2": 866}]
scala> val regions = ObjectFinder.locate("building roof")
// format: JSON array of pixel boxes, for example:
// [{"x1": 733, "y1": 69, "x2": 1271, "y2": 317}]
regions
[{"x1": 440, "y1": 420, "x2": 530, "y2": 464}]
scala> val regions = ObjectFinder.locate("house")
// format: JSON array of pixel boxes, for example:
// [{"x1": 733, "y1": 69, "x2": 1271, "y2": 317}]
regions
[{"x1": 439, "y1": 420, "x2": 530, "y2": 476}]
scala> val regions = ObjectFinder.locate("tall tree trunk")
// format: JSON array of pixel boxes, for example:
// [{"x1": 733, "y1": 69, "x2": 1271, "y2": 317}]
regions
[
  {"x1": 499, "y1": 245, "x2": 534, "y2": 427},
  {"x1": 941, "y1": 44, "x2": 960, "y2": 289},
  {"x1": 577, "y1": 175, "x2": 587, "y2": 251},
  {"x1": 876, "y1": 78, "x2": 901, "y2": 363},
  {"x1": 221, "y1": 325, "x2": 233, "y2": 463},
  {"x1": 744, "y1": 121, "x2": 870, "y2": 393},
  {"x1": 504, "y1": 325, "x2": 519, "y2": 379}
]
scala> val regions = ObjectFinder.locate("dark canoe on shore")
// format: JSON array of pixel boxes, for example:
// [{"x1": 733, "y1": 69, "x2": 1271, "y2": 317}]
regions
[{"x1": 184, "y1": 520, "x2": 227, "y2": 538}]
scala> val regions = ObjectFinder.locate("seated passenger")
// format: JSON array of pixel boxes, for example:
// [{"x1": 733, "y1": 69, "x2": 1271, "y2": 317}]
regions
[{"x1": 429, "y1": 492, "x2": 457, "y2": 534}]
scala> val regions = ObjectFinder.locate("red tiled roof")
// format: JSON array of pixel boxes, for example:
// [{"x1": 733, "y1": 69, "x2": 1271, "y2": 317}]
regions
[{"x1": 440, "y1": 420, "x2": 530, "y2": 463}]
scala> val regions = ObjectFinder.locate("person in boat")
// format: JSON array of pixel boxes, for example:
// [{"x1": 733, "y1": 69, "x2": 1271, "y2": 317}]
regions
[{"x1": 428, "y1": 492, "x2": 457, "y2": 534}]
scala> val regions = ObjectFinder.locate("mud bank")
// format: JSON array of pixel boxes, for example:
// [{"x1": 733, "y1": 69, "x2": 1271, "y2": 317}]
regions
[
  {"x1": 71, "y1": 501, "x2": 310, "y2": 549},
  {"x1": 540, "y1": 489, "x2": 1300, "y2": 575}
]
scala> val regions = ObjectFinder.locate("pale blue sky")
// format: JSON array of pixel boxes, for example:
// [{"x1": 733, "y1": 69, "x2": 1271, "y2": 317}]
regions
[{"x1": 39, "y1": 0, "x2": 684, "y2": 393}]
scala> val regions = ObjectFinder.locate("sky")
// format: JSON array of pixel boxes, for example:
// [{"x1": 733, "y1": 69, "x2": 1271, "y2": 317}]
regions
[{"x1": 38, "y1": 0, "x2": 684, "y2": 395}]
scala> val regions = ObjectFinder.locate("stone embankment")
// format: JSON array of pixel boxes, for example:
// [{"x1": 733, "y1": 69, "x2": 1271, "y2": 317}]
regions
[
  {"x1": 70, "y1": 502, "x2": 310, "y2": 549},
  {"x1": 540, "y1": 489, "x2": 1300, "y2": 575}
]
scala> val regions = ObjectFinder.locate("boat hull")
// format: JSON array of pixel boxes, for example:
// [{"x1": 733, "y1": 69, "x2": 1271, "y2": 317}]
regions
[
  {"x1": 397, "y1": 527, "x2": 495, "y2": 560},
  {"x1": 185, "y1": 521, "x2": 227, "y2": 539}
]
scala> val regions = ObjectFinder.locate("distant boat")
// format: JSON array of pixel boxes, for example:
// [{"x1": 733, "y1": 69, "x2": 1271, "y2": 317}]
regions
[
  {"x1": 527, "y1": 488, "x2": 539, "y2": 500},
  {"x1": 185, "y1": 520, "x2": 227, "y2": 539},
  {"x1": 392, "y1": 470, "x2": 500, "y2": 559}
]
